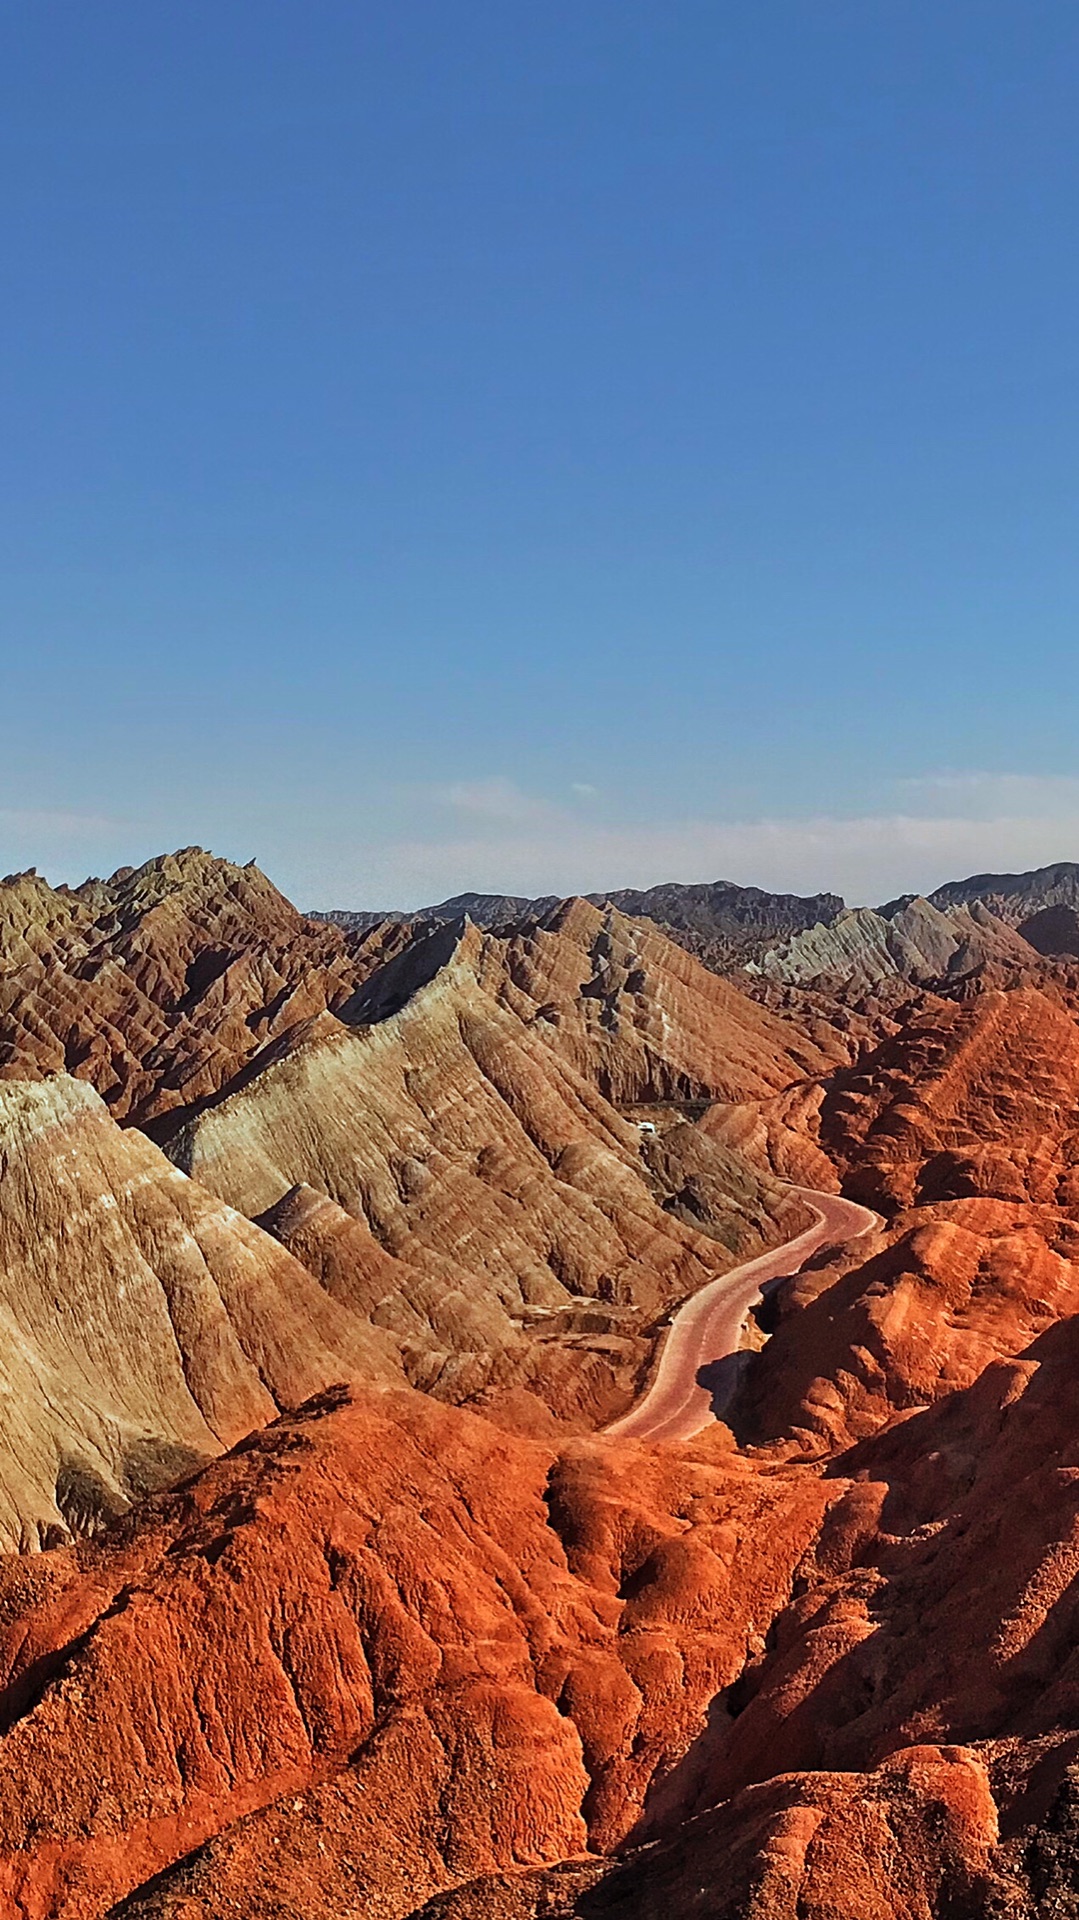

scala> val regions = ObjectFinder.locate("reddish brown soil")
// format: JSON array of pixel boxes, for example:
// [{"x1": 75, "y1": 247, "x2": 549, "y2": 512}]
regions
[{"x1": 1, "y1": 858, "x2": 1079, "y2": 1916}]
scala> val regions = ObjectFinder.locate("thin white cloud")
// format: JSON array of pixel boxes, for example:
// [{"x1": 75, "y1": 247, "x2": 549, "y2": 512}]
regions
[{"x1": 431, "y1": 778, "x2": 557, "y2": 826}]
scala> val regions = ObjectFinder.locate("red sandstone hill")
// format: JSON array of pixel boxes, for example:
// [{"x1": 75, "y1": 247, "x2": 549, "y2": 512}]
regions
[
  {"x1": 0, "y1": 1386, "x2": 848, "y2": 1916},
  {"x1": 0, "y1": 1373, "x2": 1051, "y2": 1919},
  {"x1": 0, "y1": 849, "x2": 412, "y2": 1132},
  {"x1": 7, "y1": 851, "x2": 1079, "y2": 1914}
]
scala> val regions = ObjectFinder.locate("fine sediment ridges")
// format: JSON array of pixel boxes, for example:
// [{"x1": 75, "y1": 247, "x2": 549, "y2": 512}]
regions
[
  {"x1": 0, "y1": 1072, "x2": 400, "y2": 1549},
  {"x1": 0, "y1": 847, "x2": 412, "y2": 1131},
  {"x1": 753, "y1": 893, "x2": 1037, "y2": 994},
  {"x1": 165, "y1": 910, "x2": 817, "y2": 1432},
  {"x1": 5, "y1": 849, "x2": 1079, "y2": 1914}
]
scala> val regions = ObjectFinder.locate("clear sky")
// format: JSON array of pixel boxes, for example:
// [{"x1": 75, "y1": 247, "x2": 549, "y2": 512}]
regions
[{"x1": 2, "y1": 2, "x2": 1079, "y2": 908}]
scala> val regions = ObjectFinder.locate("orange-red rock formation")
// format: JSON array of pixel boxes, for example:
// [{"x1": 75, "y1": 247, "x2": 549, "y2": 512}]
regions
[
  {"x1": 820, "y1": 984, "x2": 1079, "y2": 1213},
  {"x1": 7, "y1": 851, "x2": 1079, "y2": 1916},
  {"x1": 409, "y1": 1746, "x2": 1012, "y2": 1919},
  {"x1": 0, "y1": 1386, "x2": 839, "y2": 1918}
]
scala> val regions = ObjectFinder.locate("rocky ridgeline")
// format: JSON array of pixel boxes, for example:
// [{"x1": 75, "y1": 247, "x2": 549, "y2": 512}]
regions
[
  {"x1": 1, "y1": 849, "x2": 1079, "y2": 1913},
  {"x1": 316, "y1": 862, "x2": 1079, "y2": 996},
  {"x1": 313, "y1": 877, "x2": 845, "y2": 969},
  {"x1": 0, "y1": 856, "x2": 829, "y2": 1549},
  {"x1": 751, "y1": 893, "x2": 1036, "y2": 994}
]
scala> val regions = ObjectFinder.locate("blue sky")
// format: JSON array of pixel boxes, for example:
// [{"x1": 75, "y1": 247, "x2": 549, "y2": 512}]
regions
[{"x1": 2, "y1": 2, "x2": 1079, "y2": 907}]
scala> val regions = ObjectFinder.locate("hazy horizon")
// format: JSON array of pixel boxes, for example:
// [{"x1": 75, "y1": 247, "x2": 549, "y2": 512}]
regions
[{"x1": 9, "y1": 825, "x2": 1079, "y2": 921}]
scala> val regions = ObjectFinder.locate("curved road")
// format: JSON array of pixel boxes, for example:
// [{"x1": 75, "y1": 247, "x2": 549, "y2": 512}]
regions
[{"x1": 605, "y1": 1187, "x2": 880, "y2": 1445}]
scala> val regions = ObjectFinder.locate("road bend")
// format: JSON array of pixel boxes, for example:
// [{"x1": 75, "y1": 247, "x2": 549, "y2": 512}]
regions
[{"x1": 605, "y1": 1187, "x2": 880, "y2": 1446}]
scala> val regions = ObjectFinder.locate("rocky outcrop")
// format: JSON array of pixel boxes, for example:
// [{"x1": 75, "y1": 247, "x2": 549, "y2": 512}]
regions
[
  {"x1": 472, "y1": 897, "x2": 842, "y2": 1104},
  {"x1": 590, "y1": 880, "x2": 844, "y2": 970},
  {"x1": 0, "y1": 1324, "x2": 1070, "y2": 1918},
  {"x1": 927, "y1": 859, "x2": 1079, "y2": 925},
  {"x1": 753, "y1": 895, "x2": 1035, "y2": 995},
  {"x1": 0, "y1": 854, "x2": 845, "y2": 1131},
  {"x1": 720, "y1": 986, "x2": 1079, "y2": 1453},
  {"x1": 0, "y1": 1073, "x2": 399, "y2": 1550},
  {"x1": 731, "y1": 1195, "x2": 1078, "y2": 1454},
  {"x1": 819, "y1": 984, "x2": 1079, "y2": 1213},
  {"x1": 409, "y1": 1748, "x2": 1009, "y2": 1920},
  {"x1": 684, "y1": 1296, "x2": 1079, "y2": 1848},
  {"x1": 0, "y1": 1386, "x2": 836, "y2": 1918},
  {"x1": 0, "y1": 848, "x2": 422, "y2": 1133}
]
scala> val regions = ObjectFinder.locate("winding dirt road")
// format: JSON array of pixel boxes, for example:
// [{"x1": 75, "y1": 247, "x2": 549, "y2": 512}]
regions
[{"x1": 606, "y1": 1187, "x2": 880, "y2": 1445}]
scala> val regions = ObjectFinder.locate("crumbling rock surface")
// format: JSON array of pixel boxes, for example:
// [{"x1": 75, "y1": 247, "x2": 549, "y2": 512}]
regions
[
  {"x1": 0, "y1": 849, "x2": 407, "y2": 1131},
  {"x1": 0, "y1": 1387, "x2": 836, "y2": 1918},
  {"x1": 755, "y1": 895, "x2": 1035, "y2": 996},
  {"x1": 0, "y1": 1073, "x2": 399, "y2": 1549},
  {"x1": 408, "y1": 1746, "x2": 1012, "y2": 1920}
]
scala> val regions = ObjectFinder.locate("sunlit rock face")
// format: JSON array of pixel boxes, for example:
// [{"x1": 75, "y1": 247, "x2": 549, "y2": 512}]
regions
[{"x1": 5, "y1": 851, "x2": 1079, "y2": 1915}]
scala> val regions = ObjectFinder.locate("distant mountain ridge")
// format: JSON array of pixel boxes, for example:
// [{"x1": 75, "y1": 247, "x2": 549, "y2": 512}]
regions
[
  {"x1": 315, "y1": 891, "x2": 560, "y2": 934},
  {"x1": 927, "y1": 859, "x2": 1079, "y2": 922},
  {"x1": 312, "y1": 879, "x2": 844, "y2": 968},
  {"x1": 313, "y1": 862, "x2": 1079, "y2": 987}
]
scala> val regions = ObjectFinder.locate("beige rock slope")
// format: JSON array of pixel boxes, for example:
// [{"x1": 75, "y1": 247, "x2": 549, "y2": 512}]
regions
[
  {"x1": 755, "y1": 894, "x2": 1035, "y2": 993},
  {"x1": 472, "y1": 896, "x2": 841, "y2": 1101},
  {"x1": 166, "y1": 917, "x2": 813, "y2": 1430},
  {"x1": 0, "y1": 1074, "x2": 399, "y2": 1549}
]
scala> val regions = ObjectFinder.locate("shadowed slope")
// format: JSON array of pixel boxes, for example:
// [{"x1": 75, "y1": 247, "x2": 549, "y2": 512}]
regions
[{"x1": 0, "y1": 1074, "x2": 399, "y2": 1549}]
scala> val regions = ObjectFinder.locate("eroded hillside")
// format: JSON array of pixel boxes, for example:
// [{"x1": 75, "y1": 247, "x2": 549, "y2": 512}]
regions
[{"x1": 0, "y1": 851, "x2": 1077, "y2": 1916}]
